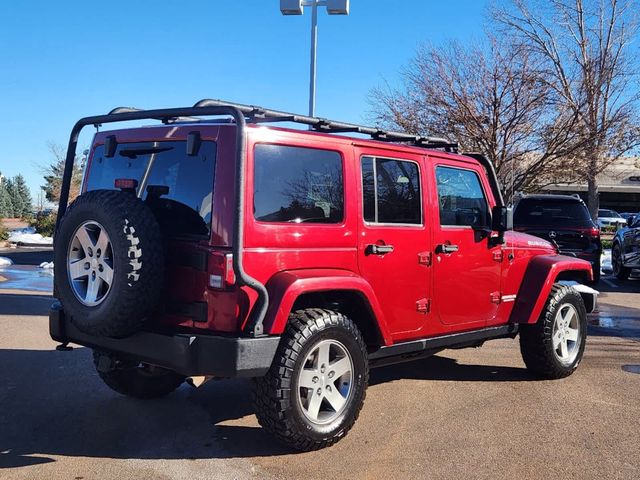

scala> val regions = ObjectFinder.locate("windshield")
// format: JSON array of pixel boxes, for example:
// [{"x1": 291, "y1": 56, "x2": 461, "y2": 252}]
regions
[
  {"x1": 85, "y1": 140, "x2": 216, "y2": 236},
  {"x1": 514, "y1": 199, "x2": 592, "y2": 227},
  {"x1": 598, "y1": 209, "x2": 620, "y2": 218}
]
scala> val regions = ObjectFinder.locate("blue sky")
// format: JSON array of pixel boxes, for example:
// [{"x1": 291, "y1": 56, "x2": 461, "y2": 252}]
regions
[{"x1": 0, "y1": 0, "x2": 488, "y2": 201}]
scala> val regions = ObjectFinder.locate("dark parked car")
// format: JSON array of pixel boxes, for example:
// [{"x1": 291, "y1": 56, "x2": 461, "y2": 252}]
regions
[
  {"x1": 514, "y1": 194, "x2": 601, "y2": 283},
  {"x1": 620, "y1": 212, "x2": 637, "y2": 225},
  {"x1": 611, "y1": 216, "x2": 640, "y2": 279}
]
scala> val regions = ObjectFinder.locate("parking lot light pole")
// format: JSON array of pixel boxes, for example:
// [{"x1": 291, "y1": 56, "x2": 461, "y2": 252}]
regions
[{"x1": 280, "y1": 0, "x2": 350, "y2": 118}]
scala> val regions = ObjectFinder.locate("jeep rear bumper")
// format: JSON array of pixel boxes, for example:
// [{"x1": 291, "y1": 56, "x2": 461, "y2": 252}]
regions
[{"x1": 49, "y1": 302, "x2": 280, "y2": 377}]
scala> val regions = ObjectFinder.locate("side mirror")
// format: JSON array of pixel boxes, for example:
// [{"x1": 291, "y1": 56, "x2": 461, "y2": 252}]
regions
[{"x1": 491, "y1": 206, "x2": 513, "y2": 232}]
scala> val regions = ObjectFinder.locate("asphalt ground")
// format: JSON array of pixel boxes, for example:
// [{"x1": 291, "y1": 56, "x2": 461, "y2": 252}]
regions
[{"x1": 0, "y1": 276, "x2": 638, "y2": 480}]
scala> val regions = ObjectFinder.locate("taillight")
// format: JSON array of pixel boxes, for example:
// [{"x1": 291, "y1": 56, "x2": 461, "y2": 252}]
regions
[
  {"x1": 208, "y1": 252, "x2": 235, "y2": 290},
  {"x1": 588, "y1": 227, "x2": 600, "y2": 238}
]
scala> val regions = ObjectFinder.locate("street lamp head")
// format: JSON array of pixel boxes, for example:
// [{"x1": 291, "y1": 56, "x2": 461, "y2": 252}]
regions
[
  {"x1": 280, "y1": 0, "x2": 304, "y2": 15},
  {"x1": 326, "y1": 0, "x2": 349, "y2": 15}
]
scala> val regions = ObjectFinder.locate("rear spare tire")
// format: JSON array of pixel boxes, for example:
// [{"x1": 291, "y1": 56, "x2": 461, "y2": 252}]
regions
[{"x1": 54, "y1": 189, "x2": 164, "y2": 338}]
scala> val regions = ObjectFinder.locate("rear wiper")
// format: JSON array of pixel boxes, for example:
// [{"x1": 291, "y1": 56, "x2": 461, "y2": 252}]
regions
[{"x1": 119, "y1": 146, "x2": 173, "y2": 159}]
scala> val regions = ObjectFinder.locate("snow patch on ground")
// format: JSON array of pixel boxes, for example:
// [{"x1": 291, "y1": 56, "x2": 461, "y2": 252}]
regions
[
  {"x1": 7, "y1": 232, "x2": 53, "y2": 245},
  {"x1": 39, "y1": 261, "x2": 54, "y2": 269},
  {"x1": 0, "y1": 257, "x2": 13, "y2": 266},
  {"x1": 11, "y1": 227, "x2": 36, "y2": 235}
]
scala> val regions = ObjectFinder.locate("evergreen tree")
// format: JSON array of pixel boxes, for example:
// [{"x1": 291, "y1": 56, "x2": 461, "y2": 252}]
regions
[
  {"x1": 0, "y1": 176, "x2": 14, "y2": 217},
  {"x1": 13, "y1": 174, "x2": 33, "y2": 217},
  {"x1": 5, "y1": 178, "x2": 23, "y2": 218}
]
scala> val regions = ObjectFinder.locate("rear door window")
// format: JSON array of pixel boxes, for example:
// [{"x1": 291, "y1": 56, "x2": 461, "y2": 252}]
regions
[{"x1": 253, "y1": 144, "x2": 344, "y2": 223}]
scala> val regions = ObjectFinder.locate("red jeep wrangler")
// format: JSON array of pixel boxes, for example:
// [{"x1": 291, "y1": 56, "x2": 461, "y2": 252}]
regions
[{"x1": 50, "y1": 100, "x2": 597, "y2": 451}]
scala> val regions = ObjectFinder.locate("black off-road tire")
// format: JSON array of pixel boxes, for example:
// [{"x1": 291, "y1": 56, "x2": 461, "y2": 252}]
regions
[
  {"x1": 54, "y1": 190, "x2": 164, "y2": 338},
  {"x1": 590, "y1": 260, "x2": 601, "y2": 285},
  {"x1": 519, "y1": 283, "x2": 587, "y2": 379},
  {"x1": 612, "y1": 243, "x2": 631, "y2": 280},
  {"x1": 93, "y1": 350, "x2": 185, "y2": 399},
  {"x1": 253, "y1": 309, "x2": 369, "y2": 451}
]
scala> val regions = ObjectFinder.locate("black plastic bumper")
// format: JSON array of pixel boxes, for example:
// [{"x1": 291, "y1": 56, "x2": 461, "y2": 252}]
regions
[{"x1": 49, "y1": 302, "x2": 280, "y2": 377}]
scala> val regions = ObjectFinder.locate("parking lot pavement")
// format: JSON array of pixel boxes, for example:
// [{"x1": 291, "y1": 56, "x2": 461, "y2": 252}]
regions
[{"x1": 0, "y1": 281, "x2": 638, "y2": 480}]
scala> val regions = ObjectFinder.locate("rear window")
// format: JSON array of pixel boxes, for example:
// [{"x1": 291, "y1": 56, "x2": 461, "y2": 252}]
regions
[
  {"x1": 86, "y1": 140, "x2": 216, "y2": 236},
  {"x1": 598, "y1": 209, "x2": 620, "y2": 218},
  {"x1": 514, "y1": 199, "x2": 592, "y2": 227},
  {"x1": 253, "y1": 144, "x2": 344, "y2": 223}
]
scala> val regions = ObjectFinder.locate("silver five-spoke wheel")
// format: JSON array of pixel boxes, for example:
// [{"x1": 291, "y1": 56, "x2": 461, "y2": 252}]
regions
[
  {"x1": 552, "y1": 303, "x2": 581, "y2": 365},
  {"x1": 67, "y1": 220, "x2": 114, "y2": 306},
  {"x1": 297, "y1": 339, "x2": 354, "y2": 424}
]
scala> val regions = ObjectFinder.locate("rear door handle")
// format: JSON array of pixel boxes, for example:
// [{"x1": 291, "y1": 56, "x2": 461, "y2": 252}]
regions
[
  {"x1": 366, "y1": 244, "x2": 394, "y2": 255},
  {"x1": 436, "y1": 243, "x2": 459, "y2": 254}
]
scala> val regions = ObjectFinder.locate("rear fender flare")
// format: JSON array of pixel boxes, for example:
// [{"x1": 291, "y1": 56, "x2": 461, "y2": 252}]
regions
[
  {"x1": 510, "y1": 255, "x2": 593, "y2": 324},
  {"x1": 262, "y1": 269, "x2": 392, "y2": 345}
]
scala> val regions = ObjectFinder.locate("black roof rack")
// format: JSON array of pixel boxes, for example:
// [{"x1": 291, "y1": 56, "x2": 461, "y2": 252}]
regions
[{"x1": 104, "y1": 99, "x2": 458, "y2": 152}]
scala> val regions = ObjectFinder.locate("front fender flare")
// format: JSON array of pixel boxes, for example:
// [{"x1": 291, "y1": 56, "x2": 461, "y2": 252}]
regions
[
  {"x1": 510, "y1": 255, "x2": 593, "y2": 324},
  {"x1": 262, "y1": 269, "x2": 392, "y2": 345}
]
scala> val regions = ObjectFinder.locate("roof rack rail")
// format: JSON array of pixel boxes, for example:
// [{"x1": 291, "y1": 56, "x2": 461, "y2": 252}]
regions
[
  {"x1": 190, "y1": 99, "x2": 458, "y2": 151},
  {"x1": 101, "y1": 99, "x2": 455, "y2": 151},
  {"x1": 107, "y1": 106, "x2": 200, "y2": 124}
]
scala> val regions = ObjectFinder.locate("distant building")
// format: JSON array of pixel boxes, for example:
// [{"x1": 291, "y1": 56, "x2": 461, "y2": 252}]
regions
[{"x1": 541, "y1": 157, "x2": 640, "y2": 212}]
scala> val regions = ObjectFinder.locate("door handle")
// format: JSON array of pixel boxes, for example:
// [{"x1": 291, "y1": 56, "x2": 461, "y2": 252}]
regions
[
  {"x1": 436, "y1": 243, "x2": 459, "y2": 254},
  {"x1": 366, "y1": 244, "x2": 394, "y2": 255}
]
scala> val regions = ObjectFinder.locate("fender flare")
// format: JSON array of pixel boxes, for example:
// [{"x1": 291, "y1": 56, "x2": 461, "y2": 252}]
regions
[
  {"x1": 262, "y1": 269, "x2": 392, "y2": 345},
  {"x1": 510, "y1": 255, "x2": 593, "y2": 324}
]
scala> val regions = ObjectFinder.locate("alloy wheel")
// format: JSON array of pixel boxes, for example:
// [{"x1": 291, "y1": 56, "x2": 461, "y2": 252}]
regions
[
  {"x1": 551, "y1": 303, "x2": 581, "y2": 365},
  {"x1": 297, "y1": 339, "x2": 354, "y2": 424},
  {"x1": 67, "y1": 220, "x2": 114, "y2": 306}
]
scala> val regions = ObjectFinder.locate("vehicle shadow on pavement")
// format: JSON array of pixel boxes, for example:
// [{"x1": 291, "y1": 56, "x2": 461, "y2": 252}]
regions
[
  {"x1": 0, "y1": 345, "x2": 545, "y2": 467},
  {"x1": 369, "y1": 354, "x2": 533, "y2": 386},
  {"x1": 0, "y1": 292, "x2": 53, "y2": 316},
  {"x1": 596, "y1": 275, "x2": 640, "y2": 293},
  {"x1": 0, "y1": 248, "x2": 54, "y2": 266},
  {"x1": 0, "y1": 346, "x2": 291, "y2": 468}
]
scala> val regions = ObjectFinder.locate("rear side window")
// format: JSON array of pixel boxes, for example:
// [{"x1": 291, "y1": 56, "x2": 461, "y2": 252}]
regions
[
  {"x1": 435, "y1": 166, "x2": 489, "y2": 227},
  {"x1": 361, "y1": 156, "x2": 422, "y2": 224},
  {"x1": 253, "y1": 144, "x2": 344, "y2": 223},
  {"x1": 86, "y1": 140, "x2": 216, "y2": 236},
  {"x1": 515, "y1": 199, "x2": 592, "y2": 227}
]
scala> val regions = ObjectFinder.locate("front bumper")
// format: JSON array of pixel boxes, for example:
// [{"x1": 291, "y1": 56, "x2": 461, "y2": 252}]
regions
[{"x1": 49, "y1": 302, "x2": 280, "y2": 377}]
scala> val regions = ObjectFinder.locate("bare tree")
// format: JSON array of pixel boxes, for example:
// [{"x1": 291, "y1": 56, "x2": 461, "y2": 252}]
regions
[
  {"x1": 41, "y1": 141, "x2": 85, "y2": 204},
  {"x1": 369, "y1": 38, "x2": 581, "y2": 195},
  {"x1": 494, "y1": 0, "x2": 640, "y2": 217}
]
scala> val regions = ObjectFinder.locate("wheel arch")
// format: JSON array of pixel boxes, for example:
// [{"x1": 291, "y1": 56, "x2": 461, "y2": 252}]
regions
[
  {"x1": 262, "y1": 269, "x2": 391, "y2": 346},
  {"x1": 509, "y1": 255, "x2": 594, "y2": 324}
]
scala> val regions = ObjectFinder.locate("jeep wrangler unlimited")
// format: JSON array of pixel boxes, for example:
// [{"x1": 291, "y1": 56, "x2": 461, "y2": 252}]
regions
[{"x1": 50, "y1": 100, "x2": 597, "y2": 451}]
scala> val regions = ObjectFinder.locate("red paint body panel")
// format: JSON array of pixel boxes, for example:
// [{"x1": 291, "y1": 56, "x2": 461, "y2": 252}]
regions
[
  {"x1": 263, "y1": 269, "x2": 391, "y2": 344},
  {"x1": 509, "y1": 254, "x2": 593, "y2": 324},
  {"x1": 427, "y1": 154, "x2": 500, "y2": 331},
  {"x1": 83, "y1": 122, "x2": 595, "y2": 345}
]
